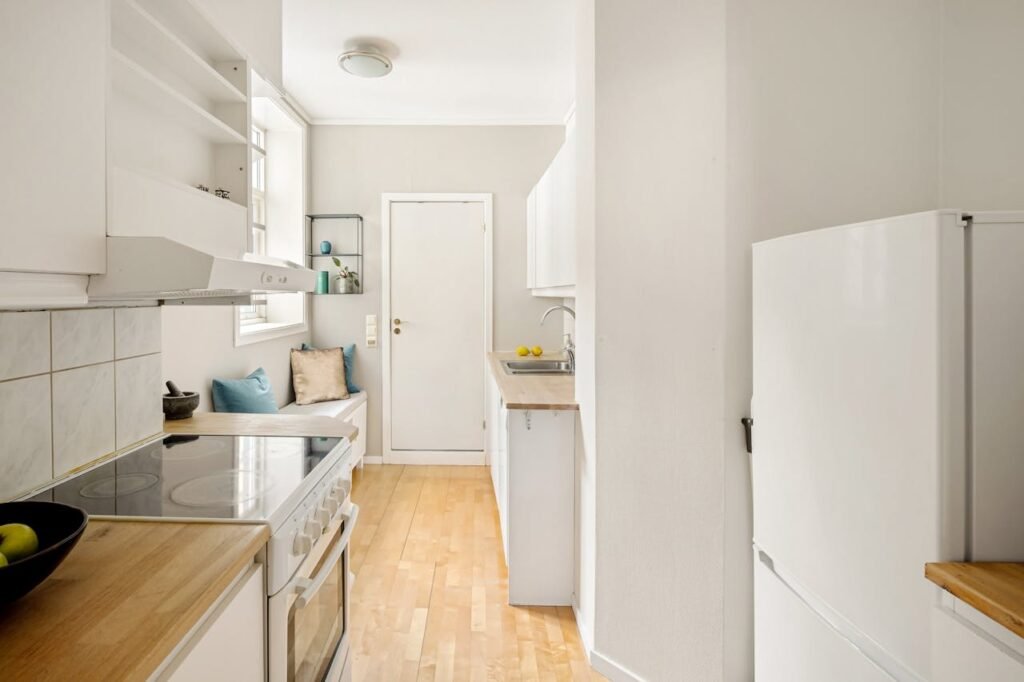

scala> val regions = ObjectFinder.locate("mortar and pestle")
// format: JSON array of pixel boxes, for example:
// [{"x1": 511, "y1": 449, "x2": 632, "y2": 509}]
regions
[{"x1": 163, "y1": 380, "x2": 200, "y2": 420}]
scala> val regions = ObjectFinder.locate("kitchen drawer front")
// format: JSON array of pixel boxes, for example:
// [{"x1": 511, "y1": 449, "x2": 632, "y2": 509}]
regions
[{"x1": 162, "y1": 563, "x2": 265, "y2": 682}]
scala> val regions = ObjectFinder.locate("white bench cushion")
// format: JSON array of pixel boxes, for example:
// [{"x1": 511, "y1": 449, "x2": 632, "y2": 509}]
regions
[
  {"x1": 280, "y1": 392, "x2": 368, "y2": 463},
  {"x1": 279, "y1": 391, "x2": 366, "y2": 420}
]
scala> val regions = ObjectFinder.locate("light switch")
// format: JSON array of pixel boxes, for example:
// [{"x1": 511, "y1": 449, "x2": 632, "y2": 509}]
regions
[{"x1": 365, "y1": 314, "x2": 377, "y2": 348}]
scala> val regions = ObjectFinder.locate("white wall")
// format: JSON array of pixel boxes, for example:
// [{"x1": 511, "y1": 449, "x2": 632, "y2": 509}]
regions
[
  {"x1": 309, "y1": 125, "x2": 566, "y2": 457},
  {"x1": 162, "y1": 306, "x2": 307, "y2": 410},
  {"x1": 572, "y1": 0, "x2": 597, "y2": 655},
  {"x1": 195, "y1": 0, "x2": 283, "y2": 89},
  {"x1": 941, "y1": 0, "x2": 1024, "y2": 208},
  {"x1": 586, "y1": 0, "x2": 729, "y2": 679}
]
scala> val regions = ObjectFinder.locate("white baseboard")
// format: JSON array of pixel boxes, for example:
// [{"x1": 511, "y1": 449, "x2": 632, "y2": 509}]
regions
[
  {"x1": 590, "y1": 650, "x2": 645, "y2": 682},
  {"x1": 571, "y1": 597, "x2": 645, "y2": 682},
  {"x1": 362, "y1": 455, "x2": 383, "y2": 465},
  {"x1": 571, "y1": 597, "x2": 593, "y2": 657},
  {"x1": 383, "y1": 450, "x2": 485, "y2": 465}
]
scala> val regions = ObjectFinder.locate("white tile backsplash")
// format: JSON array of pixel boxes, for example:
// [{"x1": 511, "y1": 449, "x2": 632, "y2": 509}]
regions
[
  {"x1": 52, "y1": 363, "x2": 116, "y2": 476},
  {"x1": 0, "y1": 307, "x2": 165, "y2": 499},
  {"x1": 0, "y1": 375, "x2": 52, "y2": 499},
  {"x1": 115, "y1": 307, "x2": 161, "y2": 359},
  {"x1": 115, "y1": 353, "x2": 163, "y2": 449},
  {"x1": 0, "y1": 311, "x2": 50, "y2": 381},
  {"x1": 52, "y1": 308, "x2": 114, "y2": 371}
]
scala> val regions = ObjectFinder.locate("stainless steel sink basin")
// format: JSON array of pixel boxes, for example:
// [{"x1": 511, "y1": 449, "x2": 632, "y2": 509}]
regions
[{"x1": 501, "y1": 359, "x2": 574, "y2": 376}]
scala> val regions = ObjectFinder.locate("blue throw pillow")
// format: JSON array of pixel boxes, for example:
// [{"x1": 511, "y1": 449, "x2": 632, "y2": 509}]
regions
[
  {"x1": 301, "y1": 343, "x2": 361, "y2": 394},
  {"x1": 211, "y1": 367, "x2": 279, "y2": 413}
]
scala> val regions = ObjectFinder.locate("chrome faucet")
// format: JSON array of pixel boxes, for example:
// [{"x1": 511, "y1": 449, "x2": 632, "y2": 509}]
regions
[{"x1": 540, "y1": 305, "x2": 576, "y2": 373}]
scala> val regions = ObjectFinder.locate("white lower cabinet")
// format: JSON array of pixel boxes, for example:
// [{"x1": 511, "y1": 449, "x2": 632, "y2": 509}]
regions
[
  {"x1": 931, "y1": 597, "x2": 1024, "y2": 682},
  {"x1": 488, "y1": 398, "x2": 574, "y2": 605},
  {"x1": 163, "y1": 563, "x2": 266, "y2": 681}
]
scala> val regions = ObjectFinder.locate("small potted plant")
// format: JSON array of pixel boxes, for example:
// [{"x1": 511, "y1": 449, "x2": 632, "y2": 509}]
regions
[{"x1": 332, "y1": 257, "x2": 360, "y2": 294}]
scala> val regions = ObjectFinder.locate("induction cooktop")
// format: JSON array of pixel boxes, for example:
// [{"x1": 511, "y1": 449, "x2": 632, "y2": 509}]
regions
[{"x1": 30, "y1": 434, "x2": 344, "y2": 528}]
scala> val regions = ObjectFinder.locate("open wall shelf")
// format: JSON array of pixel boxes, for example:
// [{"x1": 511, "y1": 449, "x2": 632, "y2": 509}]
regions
[{"x1": 306, "y1": 214, "x2": 363, "y2": 295}]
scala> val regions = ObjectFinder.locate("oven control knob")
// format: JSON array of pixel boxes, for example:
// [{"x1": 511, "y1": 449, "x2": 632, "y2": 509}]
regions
[
  {"x1": 325, "y1": 493, "x2": 340, "y2": 515},
  {"x1": 305, "y1": 516, "x2": 323, "y2": 538},
  {"x1": 315, "y1": 507, "x2": 331, "y2": 529},
  {"x1": 293, "y1": 531, "x2": 313, "y2": 556}
]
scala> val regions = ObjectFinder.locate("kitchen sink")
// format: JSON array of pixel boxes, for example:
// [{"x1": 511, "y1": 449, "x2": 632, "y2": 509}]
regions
[{"x1": 501, "y1": 359, "x2": 574, "y2": 376}]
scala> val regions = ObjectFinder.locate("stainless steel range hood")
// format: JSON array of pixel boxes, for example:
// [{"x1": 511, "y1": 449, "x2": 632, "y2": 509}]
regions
[{"x1": 87, "y1": 237, "x2": 316, "y2": 304}]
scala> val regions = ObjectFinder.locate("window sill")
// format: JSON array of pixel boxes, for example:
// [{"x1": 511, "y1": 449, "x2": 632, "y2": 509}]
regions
[{"x1": 234, "y1": 320, "x2": 307, "y2": 347}]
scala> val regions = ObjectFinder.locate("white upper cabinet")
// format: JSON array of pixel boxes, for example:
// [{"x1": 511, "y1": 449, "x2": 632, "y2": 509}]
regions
[
  {"x1": 528, "y1": 112, "x2": 576, "y2": 296},
  {"x1": 0, "y1": 1, "x2": 107, "y2": 275}
]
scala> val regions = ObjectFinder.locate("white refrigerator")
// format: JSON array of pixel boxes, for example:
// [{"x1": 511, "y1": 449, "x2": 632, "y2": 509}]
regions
[{"x1": 752, "y1": 210, "x2": 1024, "y2": 681}]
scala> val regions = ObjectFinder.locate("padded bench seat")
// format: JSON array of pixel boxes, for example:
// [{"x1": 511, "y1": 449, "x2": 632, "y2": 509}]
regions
[{"x1": 280, "y1": 391, "x2": 367, "y2": 464}]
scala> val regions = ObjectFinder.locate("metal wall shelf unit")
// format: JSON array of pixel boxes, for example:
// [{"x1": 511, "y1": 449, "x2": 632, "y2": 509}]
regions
[{"x1": 306, "y1": 213, "x2": 363, "y2": 295}]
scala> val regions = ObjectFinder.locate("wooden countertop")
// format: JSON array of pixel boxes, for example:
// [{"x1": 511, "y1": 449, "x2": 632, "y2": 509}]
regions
[
  {"x1": 0, "y1": 520, "x2": 268, "y2": 681},
  {"x1": 165, "y1": 411, "x2": 358, "y2": 441},
  {"x1": 488, "y1": 352, "x2": 578, "y2": 411},
  {"x1": 926, "y1": 562, "x2": 1024, "y2": 639}
]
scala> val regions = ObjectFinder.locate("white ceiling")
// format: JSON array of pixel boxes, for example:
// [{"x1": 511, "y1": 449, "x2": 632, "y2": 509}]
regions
[{"x1": 283, "y1": 0, "x2": 575, "y2": 124}]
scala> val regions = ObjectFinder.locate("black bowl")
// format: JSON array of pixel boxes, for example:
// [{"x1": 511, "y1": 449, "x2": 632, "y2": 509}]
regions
[{"x1": 0, "y1": 501, "x2": 88, "y2": 604}]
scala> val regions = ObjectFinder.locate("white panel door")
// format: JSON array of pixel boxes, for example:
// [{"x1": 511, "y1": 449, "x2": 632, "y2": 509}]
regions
[
  {"x1": 969, "y1": 215, "x2": 1024, "y2": 560},
  {"x1": 752, "y1": 211, "x2": 965, "y2": 679},
  {"x1": 389, "y1": 201, "x2": 485, "y2": 453}
]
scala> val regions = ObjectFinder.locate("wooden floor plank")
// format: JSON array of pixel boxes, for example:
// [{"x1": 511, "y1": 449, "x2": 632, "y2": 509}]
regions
[{"x1": 350, "y1": 464, "x2": 604, "y2": 681}]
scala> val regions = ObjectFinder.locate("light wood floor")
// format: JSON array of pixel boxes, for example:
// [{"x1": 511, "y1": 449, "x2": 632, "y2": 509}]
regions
[{"x1": 349, "y1": 464, "x2": 606, "y2": 681}]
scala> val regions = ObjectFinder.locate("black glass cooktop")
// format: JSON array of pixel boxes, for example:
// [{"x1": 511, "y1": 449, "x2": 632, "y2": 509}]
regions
[{"x1": 31, "y1": 435, "x2": 342, "y2": 522}]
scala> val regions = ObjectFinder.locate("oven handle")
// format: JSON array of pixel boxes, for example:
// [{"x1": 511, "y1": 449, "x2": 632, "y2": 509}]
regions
[{"x1": 293, "y1": 503, "x2": 359, "y2": 609}]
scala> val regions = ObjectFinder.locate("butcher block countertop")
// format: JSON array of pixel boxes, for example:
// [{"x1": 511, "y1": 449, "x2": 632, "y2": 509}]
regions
[
  {"x1": 926, "y1": 562, "x2": 1024, "y2": 639},
  {"x1": 488, "y1": 352, "x2": 578, "y2": 411},
  {"x1": 165, "y1": 411, "x2": 358, "y2": 441},
  {"x1": 0, "y1": 520, "x2": 268, "y2": 682}
]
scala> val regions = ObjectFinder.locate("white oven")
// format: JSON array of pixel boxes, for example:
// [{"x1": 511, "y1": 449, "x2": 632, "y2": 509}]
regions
[{"x1": 268, "y1": 449, "x2": 359, "y2": 682}]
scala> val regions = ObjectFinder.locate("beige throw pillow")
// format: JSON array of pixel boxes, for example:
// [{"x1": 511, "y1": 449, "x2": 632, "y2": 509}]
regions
[{"x1": 291, "y1": 348, "x2": 350, "y2": 405}]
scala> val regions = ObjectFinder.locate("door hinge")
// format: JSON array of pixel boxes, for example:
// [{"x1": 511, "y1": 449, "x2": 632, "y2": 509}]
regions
[
  {"x1": 482, "y1": 224, "x2": 486, "y2": 232},
  {"x1": 741, "y1": 417, "x2": 753, "y2": 454},
  {"x1": 483, "y1": 419, "x2": 487, "y2": 430}
]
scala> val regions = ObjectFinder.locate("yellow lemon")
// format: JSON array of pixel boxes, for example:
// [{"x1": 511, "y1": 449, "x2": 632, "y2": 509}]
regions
[
  {"x1": 531, "y1": 346, "x2": 543, "y2": 357},
  {"x1": 516, "y1": 345, "x2": 530, "y2": 357}
]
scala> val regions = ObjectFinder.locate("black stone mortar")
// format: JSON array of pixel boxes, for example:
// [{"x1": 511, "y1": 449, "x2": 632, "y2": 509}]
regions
[{"x1": 163, "y1": 380, "x2": 200, "y2": 420}]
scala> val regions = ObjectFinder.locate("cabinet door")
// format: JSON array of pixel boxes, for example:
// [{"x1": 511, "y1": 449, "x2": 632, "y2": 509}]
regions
[
  {"x1": 0, "y1": 2, "x2": 106, "y2": 274},
  {"x1": 551, "y1": 124, "x2": 576, "y2": 286},
  {"x1": 526, "y1": 187, "x2": 538, "y2": 288},
  {"x1": 506, "y1": 410, "x2": 574, "y2": 606},
  {"x1": 534, "y1": 165, "x2": 557, "y2": 288},
  {"x1": 166, "y1": 564, "x2": 266, "y2": 681},
  {"x1": 497, "y1": 404, "x2": 510, "y2": 562}
]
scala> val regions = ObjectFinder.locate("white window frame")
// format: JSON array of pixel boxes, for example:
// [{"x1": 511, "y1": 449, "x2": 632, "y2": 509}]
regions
[
  {"x1": 239, "y1": 125, "x2": 268, "y2": 328},
  {"x1": 235, "y1": 80, "x2": 309, "y2": 347}
]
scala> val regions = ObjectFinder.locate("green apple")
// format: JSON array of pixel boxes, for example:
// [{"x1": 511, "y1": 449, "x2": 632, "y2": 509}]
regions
[
  {"x1": 0, "y1": 523, "x2": 38, "y2": 562},
  {"x1": 0, "y1": 552, "x2": 7, "y2": 567}
]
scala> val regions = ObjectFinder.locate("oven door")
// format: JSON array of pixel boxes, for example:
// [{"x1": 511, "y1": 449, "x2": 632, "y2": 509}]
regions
[{"x1": 269, "y1": 503, "x2": 359, "y2": 682}]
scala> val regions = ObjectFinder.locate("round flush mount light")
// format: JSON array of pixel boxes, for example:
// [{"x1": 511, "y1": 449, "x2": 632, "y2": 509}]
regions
[{"x1": 337, "y1": 50, "x2": 393, "y2": 78}]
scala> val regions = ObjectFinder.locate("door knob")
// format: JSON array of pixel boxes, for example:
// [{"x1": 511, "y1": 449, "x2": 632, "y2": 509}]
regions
[
  {"x1": 393, "y1": 318, "x2": 402, "y2": 325},
  {"x1": 393, "y1": 328, "x2": 401, "y2": 334}
]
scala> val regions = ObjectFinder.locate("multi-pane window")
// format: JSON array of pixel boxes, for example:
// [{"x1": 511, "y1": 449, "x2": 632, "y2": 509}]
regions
[{"x1": 240, "y1": 124, "x2": 268, "y2": 325}]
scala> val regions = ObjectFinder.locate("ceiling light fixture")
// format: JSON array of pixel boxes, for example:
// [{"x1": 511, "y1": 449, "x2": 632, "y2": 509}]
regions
[{"x1": 337, "y1": 49, "x2": 393, "y2": 78}]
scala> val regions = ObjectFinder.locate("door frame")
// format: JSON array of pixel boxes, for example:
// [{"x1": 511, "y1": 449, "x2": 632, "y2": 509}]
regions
[{"x1": 381, "y1": 193, "x2": 493, "y2": 465}]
